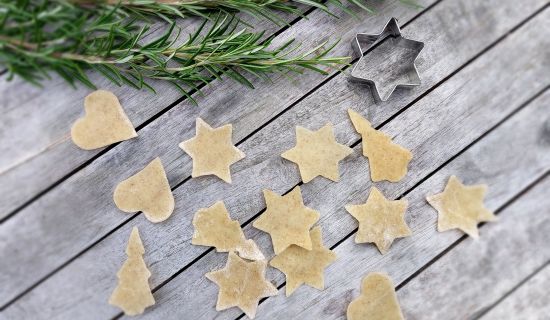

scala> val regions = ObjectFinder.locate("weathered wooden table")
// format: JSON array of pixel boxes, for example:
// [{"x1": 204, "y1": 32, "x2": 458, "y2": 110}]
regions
[{"x1": 1, "y1": 0, "x2": 549, "y2": 319}]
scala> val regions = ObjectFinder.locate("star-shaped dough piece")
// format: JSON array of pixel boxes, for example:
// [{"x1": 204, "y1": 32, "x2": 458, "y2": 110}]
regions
[
  {"x1": 192, "y1": 201, "x2": 264, "y2": 260},
  {"x1": 348, "y1": 109, "x2": 412, "y2": 182},
  {"x1": 345, "y1": 187, "x2": 410, "y2": 254},
  {"x1": 427, "y1": 175, "x2": 496, "y2": 238},
  {"x1": 270, "y1": 226, "x2": 336, "y2": 296},
  {"x1": 281, "y1": 123, "x2": 353, "y2": 183},
  {"x1": 347, "y1": 273, "x2": 404, "y2": 320},
  {"x1": 206, "y1": 252, "x2": 278, "y2": 319},
  {"x1": 180, "y1": 118, "x2": 245, "y2": 183},
  {"x1": 253, "y1": 186, "x2": 319, "y2": 254}
]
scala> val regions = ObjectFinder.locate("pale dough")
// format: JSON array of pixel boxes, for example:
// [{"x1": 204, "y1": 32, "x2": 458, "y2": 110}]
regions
[
  {"x1": 281, "y1": 123, "x2": 353, "y2": 183},
  {"x1": 114, "y1": 157, "x2": 175, "y2": 223},
  {"x1": 427, "y1": 175, "x2": 496, "y2": 238},
  {"x1": 71, "y1": 90, "x2": 137, "y2": 150},
  {"x1": 347, "y1": 273, "x2": 404, "y2": 320},
  {"x1": 179, "y1": 118, "x2": 245, "y2": 183},
  {"x1": 109, "y1": 227, "x2": 155, "y2": 316},
  {"x1": 345, "y1": 187, "x2": 411, "y2": 254},
  {"x1": 253, "y1": 186, "x2": 319, "y2": 254},
  {"x1": 270, "y1": 226, "x2": 337, "y2": 296},
  {"x1": 192, "y1": 201, "x2": 264, "y2": 260},
  {"x1": 206, "y1": 252, "x2": 278, "y2": 319},
  {"x1": 348, "y1": 109, "x2": 412, "y2": 182}
]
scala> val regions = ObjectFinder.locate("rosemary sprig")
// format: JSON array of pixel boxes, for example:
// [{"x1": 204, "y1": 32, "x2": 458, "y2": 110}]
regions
[
  {"x1": 1, "y1": 0, "x2": 417, "y2": 94},
  {"x1": 73, "y1": 0, "x2": 376, "y2": 25},
  {"x1": 0, "y1": 2, "x2": 349, "y2": 99}
]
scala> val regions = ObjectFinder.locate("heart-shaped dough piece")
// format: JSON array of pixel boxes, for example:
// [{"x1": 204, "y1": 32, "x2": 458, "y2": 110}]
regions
[
  {"x1": 71, "y1": 90, "x2": 137, "y2": 150},
  {"x1": 114, "y1": 158, "x2": 174, "y2": 223},
  {"x1": 347, "y1": 273, "x2": 404, "y2": 320}
]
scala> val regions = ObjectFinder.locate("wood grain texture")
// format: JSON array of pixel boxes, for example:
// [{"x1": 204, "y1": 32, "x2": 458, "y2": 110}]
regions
[
  {"x1": 481, "y1": 264, "x2": 550, "y2": 320},
  {"x1": 3, "y1": 4, "x2": 548, "y2": 318},
  {"x1": 237, "y1": 85, "x2": 550, "y2": 320},
  {"x1": 0, "y1": 0, "x2": 436, "y2": 307},
  {"x1": 0, "y1": 5, "x2": 301, "y2": 218},
  {"x1": 125, "y1": 17, "x2": 550, "y2": 320},
  {"x1": 397, "y1": 176, "x2": 550, "y2": 320}
]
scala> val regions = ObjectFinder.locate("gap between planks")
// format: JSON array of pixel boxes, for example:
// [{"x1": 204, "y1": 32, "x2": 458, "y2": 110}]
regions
[
  {"x1": 476, "y1": 261, "x2": 550, "y2": 319},
  {"x1": 478, "y1": 262, "x2": 550, "y2": 319}
]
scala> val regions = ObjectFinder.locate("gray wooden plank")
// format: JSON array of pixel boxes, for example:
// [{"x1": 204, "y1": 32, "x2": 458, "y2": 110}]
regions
[
  {"x1": 3, "y1": 4, "x2": 548, "y2": 318},
  {"x1": 396, "y1": 177, "x2": 550, "y2": 320},
  {"x1": 124, "y1": 17, "x2": 550, "y2": 320},
  {"x1": 0, "y1": 3, "x2": 305, "y2": 218},
  {"x1": 0, "y1": 0, "x2": 437, "y2": 307},
  {"x1": 481, "y1": 264, "x2": 550, "y2": 320}
]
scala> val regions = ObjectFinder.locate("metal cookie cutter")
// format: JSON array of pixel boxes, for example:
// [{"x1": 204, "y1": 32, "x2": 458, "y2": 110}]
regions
[{"x1": 350, "y1": 17, "x2": 424, "y2": 101}]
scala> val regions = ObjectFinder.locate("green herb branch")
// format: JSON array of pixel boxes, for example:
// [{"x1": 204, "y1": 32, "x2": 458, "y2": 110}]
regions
[
  {"x1": 72, "y1": 0, "x2": 376, "y2": 25},
  {"x1": 0, "y1": 0, "x2": 416, "y2": 95}
]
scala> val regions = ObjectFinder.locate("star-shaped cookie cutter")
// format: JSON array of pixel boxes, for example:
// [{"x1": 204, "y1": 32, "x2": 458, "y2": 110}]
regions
[{"x1": 350, "y1": 17, "x2": 424, "y2": 101}]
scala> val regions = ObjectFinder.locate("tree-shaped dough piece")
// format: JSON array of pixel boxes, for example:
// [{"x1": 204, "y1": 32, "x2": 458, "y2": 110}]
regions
[
  {"x1": 270, "y1": 226, "x2": 337, "y2": 296},
  {"x1": 345, "y1": 187, "x2": 411, "y2": 254},
  {"x1": 348, "y1": 109, "x2": 412, "y2": 182},
  {"x1": 427, "y1": 175, "x2": 496, "y2": 238},
  {"x1": 180, "y1": 118, "x2": 245, "y2": 183},
  {"x1": 114, "y1": 158, "x2": 175, "y2": 223},
  {"x1": 206, "y1": 252, "x2": 278, "y2": 319},
  {"x1": 109, "y1": 227, "x2": 155, "y2": 316},
  {"x1": 281, "y1": 123, "x2": 353, "y2": 183},
  {"x1": 192, "y1": 201, "x2": 264, "y2": 260},
  {"x1": 253, "y1": 186, "x2": 319, "y2": 254},
  {"x1": 347, "y1": 273, "x2": 404, "y2": 320}
]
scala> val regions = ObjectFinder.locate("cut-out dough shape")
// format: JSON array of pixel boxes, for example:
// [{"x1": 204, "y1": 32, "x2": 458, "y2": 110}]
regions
[
  {"x1": 192, "y1": 201, "x2": 264, "y2": 260},
  {"x1": 253, "y1": 186, "x2": 319, "y2": 254},
  {"x1": 71, "y1": 90, "x2": 137, "y2": 150},
  {"x1": 206, "y1": 251, "x2": 278, "y2": 319},
  {"x1": 180, "y1": 118, "x2": 245, "y2": 183},
  {"x1": 347, "y1": 272, "x2": 404, "y2": 320},
  {"x1": 427, "y1": 175, "x2": 496, "y2": 238},
  {"x1": 348, "y1": 109, "x2": 412, "y2": 182},
  {"x1": 109, "y1": 227, "x2": 155, "y2": 316},
  {"x1": 345, "y1": 187, "x2": 411, "y2": 254},
  {"x1": 114, "y1": 158, "x2": 175, "y2": 223},
  {"x1": 270, "y1": 226, "x2": 337, "y2": 296},
  {"x1": 281, "y1": 123, "x2": 353, "y2": 183}
]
